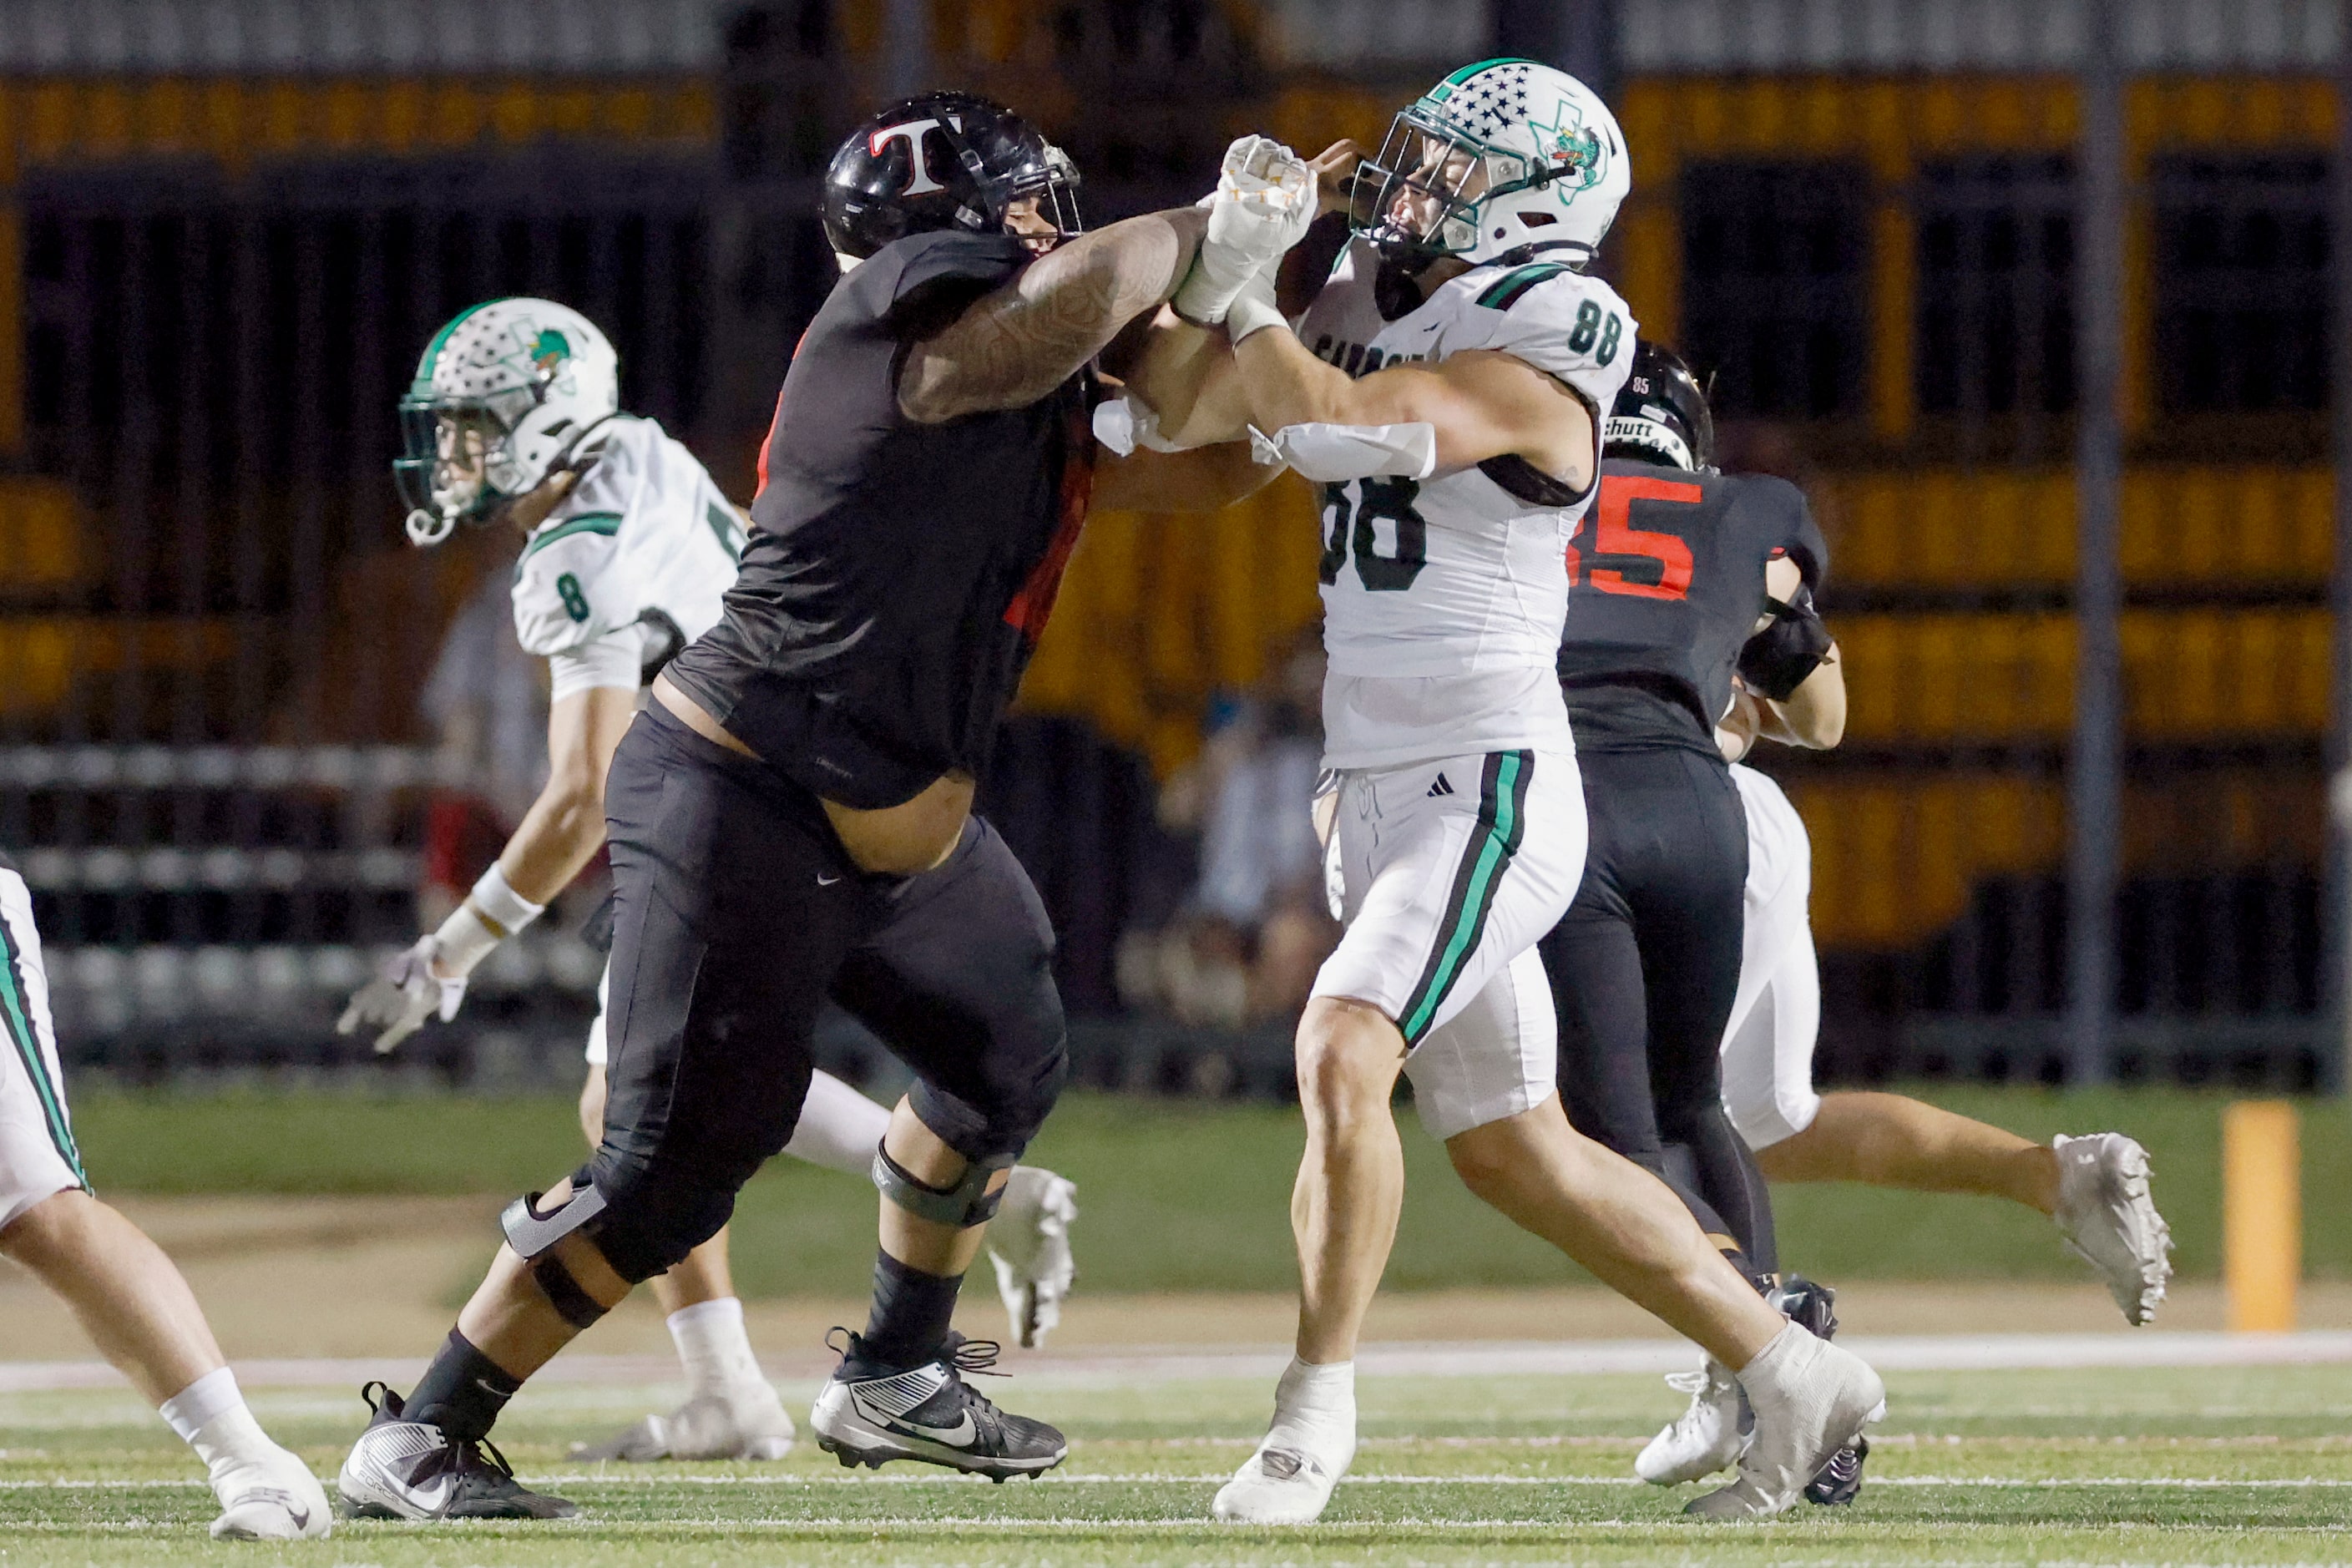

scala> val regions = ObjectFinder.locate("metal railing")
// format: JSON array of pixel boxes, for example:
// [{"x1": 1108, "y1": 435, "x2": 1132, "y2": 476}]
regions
[{"x1": 0, "y1": 0, "x2": 2346, "y2": 1091}]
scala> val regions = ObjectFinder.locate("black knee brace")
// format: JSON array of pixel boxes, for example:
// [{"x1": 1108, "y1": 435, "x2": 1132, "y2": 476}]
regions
[{"x1": 873, "y1": 1142, "x2": 1014, "y2": 1228}]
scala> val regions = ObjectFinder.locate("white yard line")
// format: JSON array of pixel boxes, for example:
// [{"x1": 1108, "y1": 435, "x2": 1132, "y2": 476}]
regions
[
  {"x1": 8, "y1": 1473, "x2": 2352, "y2": 1491},
  {"x1": 7, "y1": 1331, "x2": 2352, "y2": 1392}
]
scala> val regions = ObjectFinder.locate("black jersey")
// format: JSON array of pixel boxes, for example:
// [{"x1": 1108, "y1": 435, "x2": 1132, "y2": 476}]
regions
[
  {"x1": 664, "y1": 230, "x2": 1098, "y2": 810},
  {"x1": 1555, "y1": 460, "x2": 1828, "y2": 755}
]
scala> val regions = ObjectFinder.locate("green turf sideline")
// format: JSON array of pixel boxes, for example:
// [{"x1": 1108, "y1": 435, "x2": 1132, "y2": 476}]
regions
[
  {"x1": 8, "y1": 1365, "x2": 2352, "y2": 1568},
  {"x1": 54, "y1": 1085, "x2": 2343, "y2": 1291}
]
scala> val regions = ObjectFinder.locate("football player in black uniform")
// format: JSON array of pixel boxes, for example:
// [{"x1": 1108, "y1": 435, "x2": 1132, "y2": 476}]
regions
[
  {"x1": 336, "y1": 94, "x2": 1277, "y2": 1520},
  {"x1": 1543, "y1": 343, "x2": 1854, "y2": 1495}
]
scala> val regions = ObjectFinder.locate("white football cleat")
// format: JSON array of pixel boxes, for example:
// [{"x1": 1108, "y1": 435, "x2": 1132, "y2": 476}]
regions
[
  {"x1": 569, "y1": 1386, "x2": 796, "y2": 1462},
  {"x1": 2052, "y1": 1131, "x2": 2173, "y2": 1325},
  {"x1": 989, "y1": 1166, "x2": 1078, "y2": 1348},
  {"x1": 1635, "y1": 1359, "x2": 1748, "y2": 1485},
  {"x1": 1687, "y1": 1329, "x2": 1884, "y2": 1520},
  {"x1": 209, "y1": 1448, "x2": 333, "y2": 1540},
  {"x1": 1211, "y1": 1424, "x2": 1355, "y2": 1525}
]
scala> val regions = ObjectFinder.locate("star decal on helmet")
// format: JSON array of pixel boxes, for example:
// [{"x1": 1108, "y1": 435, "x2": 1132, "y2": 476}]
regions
[{"x1": 1449, "y1": 62, "x2": 1535, "y2": 138}]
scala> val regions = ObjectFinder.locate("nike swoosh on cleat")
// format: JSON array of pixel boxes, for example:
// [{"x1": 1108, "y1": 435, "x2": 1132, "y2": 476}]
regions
[
  {"x1": 896, "y1": 1410, "x2": 979, "y2": 1445},
  {"x1": 402, "y1": 1475, "x2": 455, "y2": 1516}
]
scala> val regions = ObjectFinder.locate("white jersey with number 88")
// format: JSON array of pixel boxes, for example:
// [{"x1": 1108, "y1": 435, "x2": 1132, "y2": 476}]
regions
[{"x1": 1294, "y1": 237, "x2": 1637, "y2": 769}]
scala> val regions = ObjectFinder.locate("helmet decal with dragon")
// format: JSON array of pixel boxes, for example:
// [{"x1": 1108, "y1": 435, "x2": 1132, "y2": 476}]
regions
[{"x1": 394, "y1": 300, "x2": 620, "y2": 546}]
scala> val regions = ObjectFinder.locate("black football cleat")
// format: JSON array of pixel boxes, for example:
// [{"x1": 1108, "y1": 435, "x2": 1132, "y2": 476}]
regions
[
  {"x1": 336, "y1": 1382, "x2": 579, "y2": 1520},
  {"x1": 809, "y1": 1329, "x2": 1067, "y2": 1480}
]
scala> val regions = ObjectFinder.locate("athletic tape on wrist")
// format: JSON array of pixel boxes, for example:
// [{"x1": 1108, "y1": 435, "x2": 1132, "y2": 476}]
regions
[
  {"x1": 468, "y1": 862, "x2": 546, "y2": 938},
  {"x1": 430, "y1": 903, "x2": 503, "y2": 977},
  {"x1": 1223, "y1": 288, "x2": 1289, "y2": 346}
]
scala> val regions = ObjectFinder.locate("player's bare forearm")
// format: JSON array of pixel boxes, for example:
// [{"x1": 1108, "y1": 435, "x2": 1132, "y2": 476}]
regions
[
  {"x1": 1234, "y1": 333, "x2": 1591, "y2": 479},
  {"x1": 1768, "y1": 645, "x2": 1844, "y2": 748},
  {"x1": 899, "y1": 207, "x2": 1208, "y2": 423},
  {"x1": 1116, "y1": 311, "x2": 1254, "y2": 448},
  {"x1": 1090, "y1": 440, "x2": 1279, "y2": 515},
  {"x1": 495, "y1": 685, "x2": 636, "y2": 906}
]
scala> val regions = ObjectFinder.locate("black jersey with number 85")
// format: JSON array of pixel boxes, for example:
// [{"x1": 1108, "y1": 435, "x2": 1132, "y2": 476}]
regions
[{"x1": 1555, "y1": 459, "x2": 1828, "y2": 756}]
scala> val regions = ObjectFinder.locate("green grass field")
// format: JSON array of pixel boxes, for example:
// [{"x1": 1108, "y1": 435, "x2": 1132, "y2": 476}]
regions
[
  {"x1": 58, "y1": 1083, "x2": 2352, "y2": 1290},
  {"x1": 5, "y1": 1362, "x2": 2349, "y2": 1565}
]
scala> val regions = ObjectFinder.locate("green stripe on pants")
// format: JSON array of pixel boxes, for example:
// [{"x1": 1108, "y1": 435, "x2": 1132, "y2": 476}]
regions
[
  {"x1": 0, "y1": 902, "x2": 84, "y2": 1185},
  {"x1": 1399, "y1": 751, "x2": 1533, "y2": 1044}
]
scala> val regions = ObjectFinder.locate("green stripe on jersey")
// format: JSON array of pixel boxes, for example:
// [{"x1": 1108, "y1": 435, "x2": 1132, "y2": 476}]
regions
[
  {"x1": 1477, "y1": 262, "x2": 1572, "y2": 312},
  {"x1": 517, "y1": 513, "x2": 621, "y2": 570},
  {"x1": 705, "y1": 501, "x2": 745, "y2": 563}
]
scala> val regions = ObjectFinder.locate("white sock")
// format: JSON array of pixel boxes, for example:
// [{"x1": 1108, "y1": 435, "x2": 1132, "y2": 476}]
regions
[
  {"x1": 190, "y1": 1406, "x2": 286, "y2": 1488},
  {"x1": 1732, "y1": 1321, "x2": 1813, "y2": 1403},
  {"x1": 669, "y1": 1297, "x2": 766, "y2": 1400},
  {"x1": 781, "y1": 1071, "x2": 893, "y2": 1177},
  {"x1": 1270, "y1": 1356, "x2": 1355, "y2": 1449},
  {"x1": 159, "y1": 1367, "x2": 245, "y2": 1444}
]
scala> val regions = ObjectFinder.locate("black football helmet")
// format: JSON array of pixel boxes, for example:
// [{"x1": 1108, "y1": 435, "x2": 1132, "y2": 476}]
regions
[
  {"x1": 822, "y1": 92, "x2": 1081, "y2": 260},
  {"x1": 1604, "y1": 341, "x2": 1715, "y2": 473}
]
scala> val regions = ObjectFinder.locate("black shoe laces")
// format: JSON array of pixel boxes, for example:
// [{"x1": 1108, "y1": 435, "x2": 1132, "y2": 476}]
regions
[{"x1": 942, "y1": 1333, "x2": 1006, "y2": 1378}]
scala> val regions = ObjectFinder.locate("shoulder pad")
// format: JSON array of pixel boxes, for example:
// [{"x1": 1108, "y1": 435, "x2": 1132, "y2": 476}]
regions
[
  {"x1": 1464, "y1": 265, "x2": 1636, "y2": 414},
  {"x1": 863, "y1": 230, "x2": 1029, "y2": 333},
  {"x1": 1732, "y1": 473, "x2": 1829, "y2": 589}
]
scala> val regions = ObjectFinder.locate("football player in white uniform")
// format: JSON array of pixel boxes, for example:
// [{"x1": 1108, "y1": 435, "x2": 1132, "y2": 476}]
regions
[
  {"x1": 1121, "y1": 62, "x2": 1884, "y2": 1525},
  {"x1": 340, "y1": 299, "x2": 1078, "y2": 1467},
  {"x1": 1717, "y1": 727, "x2": 2170, "y2": 1333},
  {"x1": 0, "y1": 856, "x2": 331, "y2": 1539}
]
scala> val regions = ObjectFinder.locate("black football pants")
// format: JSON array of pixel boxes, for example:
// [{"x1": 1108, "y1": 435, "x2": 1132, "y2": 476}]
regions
[
  {"x1": 1541, "y1": 745, "x2": 1778, "y2": 1275},
  {"x1": 584, "y1": 701, "x2": 1069, "y2": 1283}
]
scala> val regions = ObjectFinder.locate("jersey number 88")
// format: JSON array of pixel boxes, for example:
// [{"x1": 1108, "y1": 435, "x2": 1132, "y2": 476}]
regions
[{"x1": 1318, "y1": 478, "x2": 1427, "y2": 593}]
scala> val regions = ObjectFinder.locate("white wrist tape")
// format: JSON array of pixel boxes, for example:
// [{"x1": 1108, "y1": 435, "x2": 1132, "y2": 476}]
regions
[
  {"x1": 1223, "y1": 285, "x2": 1288, "y2": 346},
  {"x1": 464, "y1": 862, "x2": 546, "y2": 941},
  {"x1": 430, "y1": 903, "x2": 503, "y2": 978}
]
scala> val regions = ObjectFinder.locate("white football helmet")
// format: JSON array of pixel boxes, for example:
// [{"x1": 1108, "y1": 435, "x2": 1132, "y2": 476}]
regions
[
  {"x1": 1353, "y1": 57, "x2": 1630, "y2": 271},
  {"x1": 394, "y1": 298, "x2": 620, "y2": 545}
]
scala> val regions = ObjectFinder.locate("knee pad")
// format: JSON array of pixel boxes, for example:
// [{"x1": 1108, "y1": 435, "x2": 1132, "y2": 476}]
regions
[
  {"x1": 873, "y1": 1142, "x2": 1015, "y2": 1228},
  {"x1": 501, "y1": 1176, "x2": 607, "y2": 1259}
]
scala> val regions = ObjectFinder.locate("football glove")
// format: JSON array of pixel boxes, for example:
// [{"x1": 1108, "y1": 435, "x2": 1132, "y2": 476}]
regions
[
  {"x1": 1172, "y1": 135, "x2": 1317, "y2": 327},
  {"x1": 337, "y1": 934, "x2": 468, "y2": 1054}
]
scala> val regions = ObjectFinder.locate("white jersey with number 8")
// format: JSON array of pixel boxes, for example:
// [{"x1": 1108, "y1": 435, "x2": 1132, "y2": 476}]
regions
[
  {"x1": 1294, "y1": 238, "x2": 1637, "y2": 769},
  {"x1": 510, "y1": 413, "x2": 746, "y2": 702}
]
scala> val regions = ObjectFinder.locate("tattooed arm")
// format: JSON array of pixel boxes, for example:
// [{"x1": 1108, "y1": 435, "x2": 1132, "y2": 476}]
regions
[{"x1": 898, "y1": 207, "x2": 1208, "y2": 424}]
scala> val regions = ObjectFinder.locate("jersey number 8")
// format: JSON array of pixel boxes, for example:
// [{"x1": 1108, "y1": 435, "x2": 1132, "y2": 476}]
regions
[{"x1": 1318, "y1": 478, "x2": 1427, "y2": 593}]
